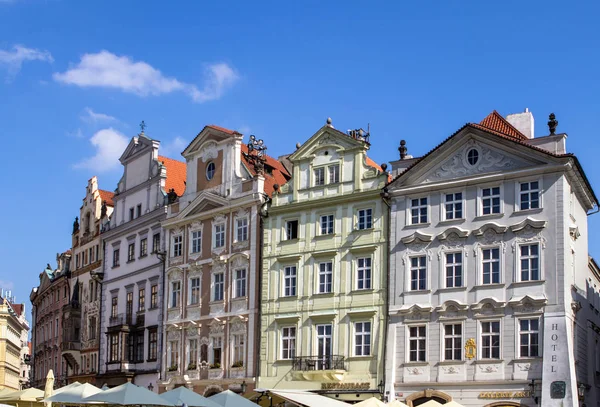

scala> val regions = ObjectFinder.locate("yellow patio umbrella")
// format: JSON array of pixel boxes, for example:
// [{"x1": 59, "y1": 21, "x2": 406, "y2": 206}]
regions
[
  {"x1": 43, "y1": 370, "x2": 54, "y2": 407},
  {"x1": 386, "y1": 400, "x2": 409, "y2": 407}
]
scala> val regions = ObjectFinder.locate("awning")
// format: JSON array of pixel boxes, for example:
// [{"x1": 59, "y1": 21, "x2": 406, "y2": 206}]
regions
[{"x1": 270, "y1": 390, "x2": 349, "y2": 407}]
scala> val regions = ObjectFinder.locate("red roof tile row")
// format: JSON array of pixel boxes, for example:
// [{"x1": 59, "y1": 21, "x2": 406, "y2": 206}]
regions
[
  {"x1": 478, "y1": 110, "x2": 527, "y2": 140},
  {"x1": 98, "y1": 189, "x2": 115, "y2": 207},
  {"x1": 158, "y1": 155, "x2": 187, "y2": 197}
]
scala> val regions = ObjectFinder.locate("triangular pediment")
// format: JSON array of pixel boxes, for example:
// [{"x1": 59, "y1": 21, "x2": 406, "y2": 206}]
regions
[
  {"x1": 177, "y1": 191, "x2": 230, "y2": 219},
  {"x1": 289, "y1": 125, "x2": 366, "y2": 162},
  {"x1": 119, "y1": 134, "x2": 156, "y2": 164},
  {"x1": 183, "y1": 125, "x2": 241, "y2": 158},
  {"x1": 390, "y1": 128, "x2": 558, "y2": 188}
]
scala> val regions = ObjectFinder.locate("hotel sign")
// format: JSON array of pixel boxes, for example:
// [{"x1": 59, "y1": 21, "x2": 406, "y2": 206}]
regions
[
  {"x1": 321, "y1": 383, "x2": 370, "y2": 390},
  {"x1": 479, "y1": 391, "x2": 531, "y2": 399}
]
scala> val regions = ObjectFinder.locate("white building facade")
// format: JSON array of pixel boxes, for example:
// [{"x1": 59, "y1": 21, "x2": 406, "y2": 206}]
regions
[
  {"x1": 98, "y1": 129, "x2": 186, "y2": 390},
  {"x1": 385, "y1": 110, "x2": 597, "y2": 407}
]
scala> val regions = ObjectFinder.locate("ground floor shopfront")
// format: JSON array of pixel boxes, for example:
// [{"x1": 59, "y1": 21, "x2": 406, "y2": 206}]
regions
[{"x1": 158, "y1": 372, "x2": 255, "y2": 397}]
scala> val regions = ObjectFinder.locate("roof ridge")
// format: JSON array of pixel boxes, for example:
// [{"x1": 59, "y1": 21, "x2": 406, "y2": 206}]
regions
[{"x1": 478, "y1": 110, "x2": 527, "y2": 140}]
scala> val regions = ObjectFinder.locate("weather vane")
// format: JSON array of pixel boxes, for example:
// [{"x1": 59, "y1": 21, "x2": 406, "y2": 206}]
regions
[
  {"x1": 140, "y1": 120, "x2": 146, "y2": 133},
  {"x1": 247, "y1": 135, "x2": 268, "y2": 175}
]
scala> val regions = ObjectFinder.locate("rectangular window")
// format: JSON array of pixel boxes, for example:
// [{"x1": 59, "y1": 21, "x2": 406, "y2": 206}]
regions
[
  {"x1": 88, "y1": 317, "x2": 97, "y2": 340},
  {"x1": 171, "y1": 281, "x2": 181, "y2": 308},
  {"x1": 409, "y1": 326, "x2": 426, "y2": 362},
  {"x1": 320, "y1": 215, "x2": 334, "y2": 235},
  {"x1": 213, "y1": 273, "x2": 224, "y2": 301},
  {"x1": 126, "y1": 292, "x2": 133, "y2": 322},
  {"x1": 212, "y1": 337, "x2": 222, "y2": 366},
  {"x1": 285, "y1": 220, "x2": 298, "y2": 240},
  {"x1": 148, "y1": 329, "x2": 157, "y2": 360},
  {"x1": 214, "y1": 224, "x2": 225, "y2": 248},
  {"x1": 444, "y1": 324, "x2": 462, "y2": 361},
  {"x1": 190, "y1": 277, "x2": 200, "y2": 305},
  {"x1": 188, "y1": 339, "x2": 198, "y2": 368},
  {"x1": 234, "y1": 269, "x2": 247, "y2": 298},
  {"x1": 150, "y1": 285, "x2": 158, "y2": 309},
  {"x1": 191, "y1": 231, "x2": 202, "y2": 254},
  {"x1": 520, "y1": 181, "x2": 540, "y2": 210},
  {"x1": 172, "y1": 235, "x2": 183, "y2": 257},
  {"x1": 109, "y1": 334, "x2": 119, "y2": 362},
  {"x1": 129, "y1": 207, "x2": 134, "y2": 221},
  {"x1": 140, "y1": 238, "x2": 147, "y2": 257},
  {"x1": 135, "y1": 334, "x2": 144, "y2": 362},
  {"x1": 519, "y1": 319, "x2": 540, "y2": 357},
  {"x1": 354, "y1": 321, "x2": 371, "y2": 356},
  {"x1": 236, "y1": 218, "x2": 248, "y2": 242},
  {"x1": 281, "y1": 327, "x2": 296, "y2": 360},
  {"x1": 482, "y1": 186, "x2": 501, "y2": 215},
  {"x1": 482, "y1": 248, "x2": 500, "y2": 284},
  {"x1": 152, "y1": 233, "x2": 160, "y2": 253},
  {"x1": 128, "y1": 243, "x2": 135, "y2": 262},
  {"x1": 328, "y1": 164, "x2": 340, "y2": 184},
  {"x1": 232, "y1": 334, "x2": 245, "y2": 365},
  {"x1": 138, "y1": 288, "x2": 145, "y2": 312},
  {"x1": 411, "y1": 197, "x2": 428, "y2": 224},
  {"x1": 316, "y1": 324, "x2": 333, "y2": 369},
  {"x1": 136, "y1": 204, "x2": 142, "y2": 218},
  {"x1": 318, "y1": 262, "x2": 333, "y2": 293},
  {"x1": 90, "y1": 247, "x2": 95, "y2": 263},
  {"x1": 358, "y1": 208, "x2": 373, "y2": 230},
  {"x1": 284, "y1": 266, "x2": 297, "y2": 297},
  {"x1": 445, "y1": 252, "x2": 463, "y2": 288},
  {"x1": 444, "y1": 192, "x2": 463, "y2": 220},
  {"x1": 112, "y1": 248, "x2": 120, "y2": 267},
  {"x1": 357, "y1": 257, "x2": 372, "y2": 290},
  {"x1": 111, "y1": 297, "x2": 118, "y2": 318},
  {"x1": 410, "y1": 256, "x2": 427, "y2": 291},
  {"x1": 169, "y1": 341, "x2": 179, "y2": 368},
  {"x1": 520, "y1": 244, "x2": 540, "y2": 281},
  {"x1": 481, "y1": 321, "x2": 501, "y2": 359},
  {"x1": 314, "y1": 167, "x2": 325, "y2": 186}
]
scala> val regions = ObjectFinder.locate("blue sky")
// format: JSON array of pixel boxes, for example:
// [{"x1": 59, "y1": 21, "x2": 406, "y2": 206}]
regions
[{"x1": 1, "y1": 1, "x2": 600, "y2": 313}]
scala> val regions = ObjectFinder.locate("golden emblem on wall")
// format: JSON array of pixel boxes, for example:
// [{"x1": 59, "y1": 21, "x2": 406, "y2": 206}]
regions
[{"x1": 465, "y1": 338, "x2": 476, "y2": 360}]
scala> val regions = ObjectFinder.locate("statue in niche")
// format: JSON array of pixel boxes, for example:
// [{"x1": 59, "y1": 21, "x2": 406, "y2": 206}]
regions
[
  {"x1": 72, "y1": 217, "x2": 79, "y2": 234},
  {"x1": 100, "y1": 200, "x2": 107, "y2": 219},
  {"x1": 167, "y1": 189, "x2": 178, "y2": 204}
]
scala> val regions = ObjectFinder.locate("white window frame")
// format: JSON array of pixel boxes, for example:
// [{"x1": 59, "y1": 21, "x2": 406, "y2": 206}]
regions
[
  {"x1": 317, "y1": 261, "x2": 333, "y2": 294},
  {"x1": 479, "y1": 319, "x2": 501, "y2": 360},
  {"x1": 212, "y1": 272, "x2": 224, "y2": 302},
  {"x1": 233, "y1": 268, "x2": 247, "y2": 298},
  {"x1": 213, "y1": 223, "x2": 226, "y2": 249},
  {"x1": 478, "y1": 185, "x2": 503, "y2": 216},
  {"x1": 319, "y1": 214, "x2": 334, "y2": 235},
  {"x1": 408, "y1": 196, "x2": 429, "y2": 225},
  {"x1": 210, "y1": 336, "x2": 223, "y2": 365},
  {"x1": 172, "y1": 234, "x2": 183, "y2": 258},
  {"x1": 517, "y1": 179, "x2": 542, "y2": 211},
  {"x1": 283, "y1": 265, "x2": 297, "y2": 297},
  {"x1": 441, "y1": 322, "x2": 463, "y2": 361},
  {"x1": 189, "y1": 276, "x2": 201, "y2": 305},
  {"x1": 444, "y1": 251, "x2": 463, "y2": 288},
  {"x1": 187, "y1": 339, "x2": 198, "y2": 368},
  {"x1": 235, "y1": 217, "x2": 249, "y2": 243},
  {"x1": 170, "y1": 280, "x2": 181, "y2": 308},
  {"x1": 281, "y1": 326, "x2": 296, "y2": 360},
  {"x1": 517, "y1": 242, "x2": 542, "y2": 282},
  {"x1": 442, "y1": 191, "x2": 464, "y2": 221},
  {"x1": 357, "y1": 208, "x2": 373, "y2": 230},
  {"x1": 480, "y1": 246, "x2": 502, "y2": 285},
  {"x1": 206, "y1": 162, "x2": 216, "y2": 181},
  {"x1": 284, "y1": 219, "x2": 299, "y2": 240},
  {"x1": 406, "y1": 325, "x2": 427, "y2": 362},
  {"x1": 354, "y1": 321, "x2": 372, "y2": 356},
  {"x1": 328, "y1": 164, "x2": 340, "y2": 184},
  {"x1": 356, "y1": 256, "x2": 372, "y2": 290},
  {"x1": 190, "y1": 229, "x2": 202, "y2": 255},
  {"x1": 517, "y1": 317, "x2": 541, "y2": 358},
  {"x1": 168, "y1": 340, "x2": 180, "y2": 368},
  {"x1": 231, "y1": 333, "x2": 245, "y2": 366},
  {"x1": 409, "y1": 255, "x2": 427, "y2": 291},
  {"x1": 313, "y1": 167, "x2": 325, "y2": 187}
]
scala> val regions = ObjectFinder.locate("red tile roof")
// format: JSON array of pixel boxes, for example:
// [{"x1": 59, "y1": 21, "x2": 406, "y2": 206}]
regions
[
  {"x1": 158, "y1": 155, "x2": 187, "y2": 197},
  {"x1": 98, "y1": 189, "x2": 115, "y2": 206},
  {"x1": 240, "y1": 144, "x2": 291, "y2": 196},
  {"x1": 11, "y1": 303, "x2": 23, "y2": 316},
  {"x1": 366, "y1": 157, "x2": 392, "y2": 182},
  {"x1": 479, "y1": 110, "x2": 527, "y2": 140},
  {"x1": 206, "y1": 125, "x2": 241, "y2": 135}
]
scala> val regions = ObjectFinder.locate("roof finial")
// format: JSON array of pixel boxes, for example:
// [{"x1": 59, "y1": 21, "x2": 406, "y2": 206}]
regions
[
  {"x1": 326, "y1": 117, "x2": 333, "y2": 127},
  {"x1": 399, "y1": 140, "x2": 408, "y2": 160},
  {"x1": 548, "y1": 113, "x2": 558, "y2": 135},
  {"x1": 140, "y1": 120, "x2": 146, "y2": 134}
]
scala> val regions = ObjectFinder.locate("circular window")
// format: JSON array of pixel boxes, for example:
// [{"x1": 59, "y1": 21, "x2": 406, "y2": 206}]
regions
[
  {"x1": 467, "y1": 148, "x2": 479, "y2": 165},
  {"x1": 206, "y1": 162, "x2": 216, "y2": 180}
]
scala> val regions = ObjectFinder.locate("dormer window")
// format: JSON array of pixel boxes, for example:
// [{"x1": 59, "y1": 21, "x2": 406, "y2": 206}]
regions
[{"x1": 206, "y1": 162, "x2": 216, "y2": 180}]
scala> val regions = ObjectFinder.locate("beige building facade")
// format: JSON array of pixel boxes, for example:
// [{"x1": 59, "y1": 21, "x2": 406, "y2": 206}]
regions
[{"x1": 0, "y1": 294, "x2": 30, "y2": 391}]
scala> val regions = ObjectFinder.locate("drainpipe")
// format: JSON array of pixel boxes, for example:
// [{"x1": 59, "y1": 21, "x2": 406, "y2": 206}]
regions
[
  {"x1": 156, "y1": 249, "x2": 167, "y2": 382},
  {"x1": 256, "y1": 193, "x2": 270, "y2": 386},
  {"x1": 381, "y1": 186, "x2": 391, "y2": 402}
]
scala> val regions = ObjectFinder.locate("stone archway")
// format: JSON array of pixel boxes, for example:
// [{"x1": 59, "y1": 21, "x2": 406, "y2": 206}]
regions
[
  {"x1": 405, "y1": 389, "x2": 452, "y2": 407},
  {"x1": 204, "y1": 384, "x2": 223, "y2": 397}
]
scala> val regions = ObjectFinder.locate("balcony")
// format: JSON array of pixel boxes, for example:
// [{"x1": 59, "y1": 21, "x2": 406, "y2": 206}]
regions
[
  {"x1": 61, "y1": 341, "x2": 81, "y2": 351},
  {"x1": 291, "y1": 355, "x2": 347, "y2": 381},
  {"x1": 108, "y1": 314, "x2": 133, "y2": 327}
]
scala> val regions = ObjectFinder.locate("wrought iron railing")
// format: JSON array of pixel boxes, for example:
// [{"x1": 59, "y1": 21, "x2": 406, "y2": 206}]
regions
[{"x1": 291, "y1": 355, "x2": 346, "y2": 371}]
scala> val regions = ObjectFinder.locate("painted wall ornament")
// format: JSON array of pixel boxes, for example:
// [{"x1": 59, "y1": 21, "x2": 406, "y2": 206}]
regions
[{"x1": 465, "y1": 338, "x2": 476, "y2": 360}]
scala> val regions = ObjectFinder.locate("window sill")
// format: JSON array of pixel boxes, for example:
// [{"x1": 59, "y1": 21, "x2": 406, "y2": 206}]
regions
[
  {"x1": 509, "y1": 280, "x2": 545, "y2": 287},
  {"x1": 148, "y1": 306, "x2": 159, "y2": 311},
  {"x1": 514, "y1": 207, "x2": 543, "y2": 215},
  {"x1": 127, "y1": 260, "x2": 135, "y2": 264},
  {"x1": 281, "y1": 238, "x2": 299, "y2": 243},
  {"x1": 472, "y1": 359, "x2": 502, "y2": 364},
  {"x1": 436, "y1": 286, "x2": 467, "y2": 293},
  {"x1": 275, "y1": 359, "x2": 293, "y2": 363},
  {"x1": 136, "y1": 310, "x2": 145, "y2": 314},
  {"x1": 437, "y1": 219, "x2": 465, "y2": 226},
  {"x1": 231, "y1": 296, "x2": 247, "y2": 301},
  {"x1": 280, "y1": 295, "x2": 298, "y2": 300},
  {"x1": 352, "y1": 227, "x2": 374, "y2": 233},
  {"x1": 404, "y1": 223, "x2": 430, "y2": 229},
  {"x1": 404, "y1": 289, "x2": 432, "y2": 294},
  {"x1": 512, "y1": 357, "x2": 542, "y2": 363},
  {"x1": 403, "y1": 361, "x2": 429, "y2": 367},
  {"x1": 314, "y1": 233, "x2": 336, "y2": 239},
  {"x1": 209, "y1": 300, "x2": 225, "y2": 305},
  {"x1": 346, "y1": 355, "x2": 373, "y2": 360},
  {"x1": 147, "y1": 358, "x2": 157, "y2": 363},
  {"x1": 437, "y1": 360, "x2": 466, "y2": 365},
  {"x1": 139, "y1": 254, "x2": 148, "y2": 259},
  {"x1": 473, "y1": 283, "x2": 505, "y2": 289},
  {"x1": 313, "y1": 292, "x2": 334, "y2": 297},
  {"x1": 474, "y1": 213, "x2": 504, "y2": 221},
  {"x1": 351, "y1": 288, "x2": 374, "y2": 294}
]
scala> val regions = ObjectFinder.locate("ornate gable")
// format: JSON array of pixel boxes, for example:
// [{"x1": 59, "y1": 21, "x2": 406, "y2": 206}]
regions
[
  {"x1": 288, "y1": 125, "x2": 366, "y2": 162},
  {"x1": 119, "y1": 133, "x2": 157, "y2": 164},
  {"x1": 182, "y1": 125, "x2": 241, "y2": 158},
  {"x1": 177, "y1": 191, "x2": 230, "y2": 219}
]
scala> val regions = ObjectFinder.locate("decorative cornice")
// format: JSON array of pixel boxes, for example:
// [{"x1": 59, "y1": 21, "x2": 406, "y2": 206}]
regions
[
  {"x1": 510, "y1": 217, "x2": 547, "y2": 233},
  {"x1": 401, "y1": 231, "x2": 434, "y2": 245},
  {"x1": 472, "y1": 222, "x2": 508, "y2": 237},
  {"x1": 437, "y1": 227, "x2": 469, "y2": 241}
]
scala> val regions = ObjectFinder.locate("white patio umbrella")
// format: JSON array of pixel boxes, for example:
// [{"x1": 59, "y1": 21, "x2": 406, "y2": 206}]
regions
[
  {"x1": 386, "y1": 400, "x2": 409, "y2": 407},
  {"x1": 442, "y1": 402, "x2": 465, "y2": 407},
  {"x1": 208, "y1": 390, "x2": 261, "y2": 407},
  {"x1": 417, "y1": 401, "x2": 442, "y2": 407},
  {"x1": 268, "y1": 390, "x2": 349, "y2": 407},
  {"x1": 82, "y1": 382, "x2": 174, "y2": 406},
  {"x1": 43, "y1": 383, "x2": 102, "y2": 405},
  {"x1": 52, "y1": 382, "x2": 82, "y2": 395},
  {"x1": 0, "y1": 388, "x2": 45, "y2": 407},
  {"x1": 160, "y1": 387, "x2": 221, "y2": 407},
  {"x1": 355, "y1": 398, "x2": 387, "y2": 407},
  {"x1": 43, "y1": 370, "x2": 54, "y2": 407}
]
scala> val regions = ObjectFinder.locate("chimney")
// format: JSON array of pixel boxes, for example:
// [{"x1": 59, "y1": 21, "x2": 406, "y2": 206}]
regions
[{"x1": 506, "y1": 108, "x2": 535, "y2": 139}]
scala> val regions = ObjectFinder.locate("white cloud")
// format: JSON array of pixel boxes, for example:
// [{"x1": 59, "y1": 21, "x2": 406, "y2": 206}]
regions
[
  {"x1": 81, "y1": 107, "x2": 117, "y2": 123},
  {"x1": 160, "y1": 136, "x2": 188, "y2": 157},
  {"x1": 0, "y1": 45, "x2": 53, "y2": 80},
  {"x1": 53, "y1": 51, "x2": 238, "y2": 102},
  {"x1": 74, "y1": 128, "x2": 128, "y2": 172}
]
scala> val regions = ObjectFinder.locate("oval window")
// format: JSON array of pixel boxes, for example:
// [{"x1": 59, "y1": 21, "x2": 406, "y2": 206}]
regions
[
  {"x1": 467, "y1": 149, "x2": 479, "y2": 165},
  {"x1": 206, "y1": 162, "x2": 216, "y2": 180}
]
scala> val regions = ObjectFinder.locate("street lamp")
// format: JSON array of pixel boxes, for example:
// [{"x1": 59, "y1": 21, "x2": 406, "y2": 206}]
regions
[
  {"x1": 528, "y1": 379, "x2": 539, "y2": 405},
  {"x1": 378, "y1": 380, "x2": 385, "y2": 400},
  {"x1": 578, "y1": 383, "x2": 586, "y2": 401},
  {"x1": 148, "y1": 383, "x2": 154, "y2": 392},
  {"x1": 240, "y1": 380, "x2": 247, "y2": 394}
]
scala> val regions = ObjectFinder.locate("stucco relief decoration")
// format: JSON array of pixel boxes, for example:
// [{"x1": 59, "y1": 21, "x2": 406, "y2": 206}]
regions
[
  {"x1": 511, "y1": 218, "x2": 547, "y2": 248},
  {"x1": 167, "y1": 329, "x2": 181, "y2": 340},
  {"x1": 200, "y1": 336, "x2": 210, "y2": 346},
  {"x1": 407, "y1": 367, "x2": 424, "y2": 376},
  {"x1": 209, "y1": 321, "x2": 224, "y2": 334},
  {"x1": 188, "y1": 267, "x2": 202, "y2": 279},
  {"x1": 190, "y1": 221, "x2": 203, "y2": 231},
  {"x1": 232, "y1": 299, "x2": 246, "y2": 312},
  {"x1": 187, "y1": 309, "x2": 201, "y2": 320},
  {"x1": 236, "y1": 208, "x2": 249, "y2": 219},
  {"x1": 168, "y1": 309, "x2": 181, "y2": 321},
  {"x1": 441, "y1": 366, "x2": 460, "y2": 374},
  {"x1": 230, "y1": 320, "x2": 247, "y2": 333},
  {"x1": 479, "y1": 364, "x2": 499, "y2": 373},
  {"x1": 212, "y1": 257, "x2": 226, "y2": 274},
  {"x1": 199, "y1": 142, "x2": 218, "y2": 163},
  {"x1": 231, "y1": 255, "x2": 249, "y2": 269},
  {"x1": 187, "y1": 326, "x2": 199, "y2": 337},
  {"x1": 426, "y1": 141, "x2": 516, "y2": 182}
]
